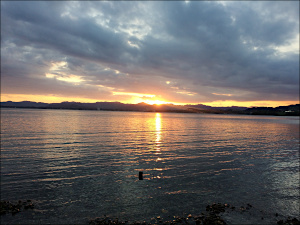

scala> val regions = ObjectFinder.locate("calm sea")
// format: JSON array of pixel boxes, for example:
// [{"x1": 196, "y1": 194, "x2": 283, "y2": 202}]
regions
[{"x1": 1, "y1": 108, "x2": 299, "y2": 224}]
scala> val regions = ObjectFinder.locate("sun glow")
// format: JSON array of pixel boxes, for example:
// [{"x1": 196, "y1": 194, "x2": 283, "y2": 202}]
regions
[
  {"x1": 143, "y1": 99, "x2": 167, "y2": 105},
  {"x1": 1, "y1": 94, "x2": 298, "y2": 108}
]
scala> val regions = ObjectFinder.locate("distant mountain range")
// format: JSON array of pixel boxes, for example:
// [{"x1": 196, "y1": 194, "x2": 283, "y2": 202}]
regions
[{"x1": 1, "y1": 101, "x2": 299, "y2": 116}]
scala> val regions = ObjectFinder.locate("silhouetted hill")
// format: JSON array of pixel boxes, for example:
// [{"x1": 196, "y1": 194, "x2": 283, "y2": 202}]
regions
[
  {"x1": 245, "y1": 104, "x2": 299, "y2": 116},
  {"x1": 185, "y1": 104, "x2": 248, "y2": 114},
  {"x1": 0, "y1": 101, "x2": 299, "y2": 116},
  {"x1": 0, "y1": 101, "x2": 186, "y2": 112},
  {"x1": 1, "y1": 101, "x2": 49, "y2": 108}
]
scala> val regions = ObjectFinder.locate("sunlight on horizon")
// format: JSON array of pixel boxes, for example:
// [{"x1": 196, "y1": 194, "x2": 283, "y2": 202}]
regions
[
  {"x1": 143, "y1": 99, "x2": 168, "y2": 105},
  {"x1": 1, "y1": 94, "x2": 298, "y2": 108}
]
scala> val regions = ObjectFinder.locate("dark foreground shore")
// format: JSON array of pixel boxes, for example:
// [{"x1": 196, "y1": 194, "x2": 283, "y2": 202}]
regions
[
  {"x1": 89, "y1": 203, "x2": 300, "y2": 225},
  {"x1": 1, "y1": 200, "x2": 299, "y2": 225}
]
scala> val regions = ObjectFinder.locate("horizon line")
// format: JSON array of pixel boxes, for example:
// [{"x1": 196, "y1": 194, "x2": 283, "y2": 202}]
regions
[{"x1": 1, "y1": 100, "x2": 299, "y2": 109}]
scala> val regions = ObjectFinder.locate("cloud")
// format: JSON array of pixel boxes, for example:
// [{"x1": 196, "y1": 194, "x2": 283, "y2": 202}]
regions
[{"x1": 1, "y1": 1, "x2": 299, "y2": 104}]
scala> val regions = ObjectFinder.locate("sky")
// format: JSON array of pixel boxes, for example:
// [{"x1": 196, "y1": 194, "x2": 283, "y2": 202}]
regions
[{"x1": 1, "y1": 1, "x2": 299, "y2": 107}]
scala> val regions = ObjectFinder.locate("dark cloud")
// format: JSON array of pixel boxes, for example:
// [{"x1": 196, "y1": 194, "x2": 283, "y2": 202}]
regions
[{"x1": 1, "y1": 1, "x2": 299, "y2": 104}]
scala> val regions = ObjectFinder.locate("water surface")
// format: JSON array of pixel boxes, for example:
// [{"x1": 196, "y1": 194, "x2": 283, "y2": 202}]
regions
[{"x1": 1, "y1": 108, "x2": 299, "y2": 224}]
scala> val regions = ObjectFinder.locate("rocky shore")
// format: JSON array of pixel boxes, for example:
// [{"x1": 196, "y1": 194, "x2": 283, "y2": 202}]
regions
[
  {"x1": 89, "y1": 203, "x2": 300, "y2": 225},
  {"x1": 1, "y1": 201, "x2": 299, "y2": 225},
  {"x1": 89, "y1": 203, "x2": 228, "y2": 225}
]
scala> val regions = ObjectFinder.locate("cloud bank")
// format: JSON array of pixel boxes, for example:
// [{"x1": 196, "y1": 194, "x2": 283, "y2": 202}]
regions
[{"x1": 1, "y1": 1, "x2": 299, "y2": 105}]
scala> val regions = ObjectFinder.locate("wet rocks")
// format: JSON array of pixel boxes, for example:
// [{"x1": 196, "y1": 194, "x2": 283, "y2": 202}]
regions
[
  {"x1": 0, "y1": 200, "x2": 34, "y2": 215},
  {"x1": 90, "y1": 204, "x2": 228, "y2": 225},
  {"x1": 89, "y1": 202, "x2": 300, "y2": 225},
  {"x1": 202, "y1": 203, "x2": 228, "y2": 225},
  {"x1": 89, "y1": 216, "x2": 126, "y2": 225},
  {"x1": 206, "y1": 203, "x2": 228, "y2": 214},
  {"x1": 89, "y1": 216, "x2": 149, "y2": 225},
  {"x1": 200, "y1": 213, "x2": 226, "y2": 225}
]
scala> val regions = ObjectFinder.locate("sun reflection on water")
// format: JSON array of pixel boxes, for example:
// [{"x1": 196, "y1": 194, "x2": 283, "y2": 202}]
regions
[
  {"x1": 155, "y1": 113, "x2": 161, "y2": 152},
  {"x1": 154, "y1": 113, "x2": 163, "y2": 179}
]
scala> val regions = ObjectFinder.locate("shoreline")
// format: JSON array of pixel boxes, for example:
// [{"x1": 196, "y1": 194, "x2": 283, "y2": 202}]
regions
[
  {"x1": 1, "y1": 201, "x2": 299, "y2": 225},
  {"x1": 1, "y1": 102, "x2": 299, "y2": 117}
]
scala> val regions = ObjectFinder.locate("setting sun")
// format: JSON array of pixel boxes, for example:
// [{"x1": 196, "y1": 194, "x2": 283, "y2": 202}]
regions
[{"x1": 143, "y1": 99, "x2": 168, "y2": 105}]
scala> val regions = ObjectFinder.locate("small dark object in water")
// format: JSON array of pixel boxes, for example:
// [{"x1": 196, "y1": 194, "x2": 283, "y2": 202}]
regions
[{"x1": 139, "y1": 171, "x2": 143, "y2": 180}]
